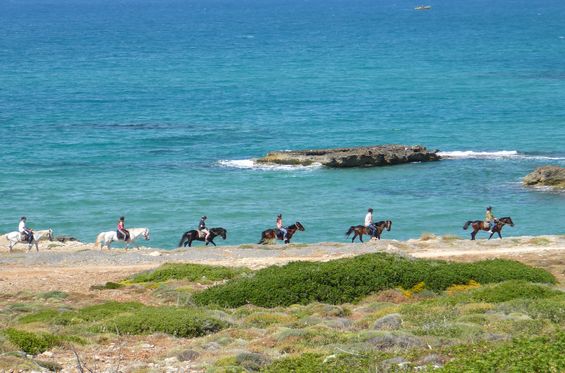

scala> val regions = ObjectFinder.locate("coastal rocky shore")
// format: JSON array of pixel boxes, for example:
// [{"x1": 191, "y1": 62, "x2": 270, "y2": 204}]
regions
[
  {"x1": 256, "y1": 144, "x2": 440, "y2": 168},
  {"x1": 523, "y1": 165, "x2": 565, "y2": 189}
]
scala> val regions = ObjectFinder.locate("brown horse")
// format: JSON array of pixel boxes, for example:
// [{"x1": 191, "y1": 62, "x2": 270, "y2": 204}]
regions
[
  {"x1": 258, "y1": 222, "x2": 305, "y2": 244},
  {"x1": 463, "y1": 216, "x2": 514, "y2": 240},
  {"x1": 345, "y1": 220, "x2": 392, "y2": 242}
]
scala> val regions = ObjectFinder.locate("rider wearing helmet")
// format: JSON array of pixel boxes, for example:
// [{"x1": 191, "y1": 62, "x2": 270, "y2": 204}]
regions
[
  {"x1": 199, "y1": 216, "x2": 210, "y2": 243},
  {"x1": 365, "y1": 208, "x2": 376, "y2": 238},
  {"x1": 485, "y1": 207, "x2": 496, "y2": 234},
  {"x1": 117, "y1": 216, "x2": 130, "y2": 242},
  {"x1": 276, "y1": 214, "x2": 287, "y2": 241},
  {"x1": 18, "y1": 216, "x2": 33, "y2": 243}
]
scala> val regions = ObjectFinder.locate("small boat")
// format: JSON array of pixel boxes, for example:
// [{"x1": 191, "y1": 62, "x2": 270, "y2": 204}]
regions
[{"x1": 415, "y1": 5, "x2": 432, "y2": 10}]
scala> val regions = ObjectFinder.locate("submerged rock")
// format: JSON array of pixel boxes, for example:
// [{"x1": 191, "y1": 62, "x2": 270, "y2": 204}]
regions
[
  {"x1": 256, "y1": 144, "x2": 440, "y2": 168},
  {"x1": 523, "y1": 166, "x2": 565, "y2": 189}
]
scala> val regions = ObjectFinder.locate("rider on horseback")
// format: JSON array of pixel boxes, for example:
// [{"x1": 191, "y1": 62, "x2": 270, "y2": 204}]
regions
[
  {"x1": 199, "y1": 216, "x2": 210, "y2": 243},
  {"x1": 117, "y1": 216, "x2": 130, "y2": 242},
  {"x1": 276, "y1": 214, "x2": 287, "y2": 241},
  {"x1": 365, "y1": 208, "x2": 376, "y2": 238},
  {"x1": 485, "y1": 206, "x2": 497, "y2": 234},
  {"x1": 18, "y1": 217, "x2": 33, "y2": 243}
]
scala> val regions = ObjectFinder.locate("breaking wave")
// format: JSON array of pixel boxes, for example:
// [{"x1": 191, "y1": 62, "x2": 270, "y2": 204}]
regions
[
  {"x1": 438, "y1": 150, "x2": 565, "y2": 160},
  {"x1": 217, "y1": 159, "x2": 323, "y2": 170}
]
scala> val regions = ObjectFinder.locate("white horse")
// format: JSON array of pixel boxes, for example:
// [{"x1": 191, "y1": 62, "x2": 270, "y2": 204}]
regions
[
  {"x1": 2, "y1": 229, "x2": 54, "y2": 252},
  {"x1": 95, "y1": 227, "x2": 150, "y2": 250}
]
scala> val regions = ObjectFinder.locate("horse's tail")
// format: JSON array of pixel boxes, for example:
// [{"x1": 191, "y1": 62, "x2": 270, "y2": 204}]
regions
[
  {"x1": 178, "y1": 233, "x2": 187, "y2": 247},
  {"x1": 463, "y1": 221, "x2": 473, "y2": 230},
  {"x1": 95, "y1": 232, "x2": 104, "y2": 248},
  {"x1": 345, "y1": 226, "x2": 355, "y2": 237}
]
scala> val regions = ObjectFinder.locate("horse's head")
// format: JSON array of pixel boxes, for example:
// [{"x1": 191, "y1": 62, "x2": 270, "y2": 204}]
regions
[
  {"x1": 48, "y1": 228, "x2": 54, "y2": 241},
  {"x1": 217, "y1": 228, "x2": 227, "y2": 240},
  {"x1": 143, "y1": 228, "x2": 150, "y2": 240},
  {"x1": 295, "y1": 221, "x2": 305, "y2": 231},
  {"x1": 500, "y1": 217, "x2": 514, "y2": 227},
  {"x1": 386, "y1": 220, "x2": 393, "y2": 231}
]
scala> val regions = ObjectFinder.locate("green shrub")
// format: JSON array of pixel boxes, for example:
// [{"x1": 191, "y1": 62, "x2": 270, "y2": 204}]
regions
[
  {"x1": 90, "y1": 282, "x2": 124, "y2": 290},
  {"x1": 4, "y1": 329, "x2": 63, "y2": 355},
  {"x1": 263, "y1": 352, "x2": 393, "y2": 373},
  {"x1": 18, "y1": 302, "x2": 227, "y2": 338},
  {"x1": 98, "y1": 306, "x2": 227, "y2": 337},
  {"x1": 498, "y1": 296, "x2": 565, "y2": 324},
  {"x1": 193, "y1": 253, "x2": 555, "y2": 308},
  {"x1": 129, "y1": 263, "x2": 250, "y2": 283},
  {"x1": 441, "y1": 333, "x2": 565, "y2": 372},
  {"x1": 441, "y1": 281, "x2": 562, "y2": 305},
  {"x1": 39, "y1": 291, "x2": 68, "y2": 300}
]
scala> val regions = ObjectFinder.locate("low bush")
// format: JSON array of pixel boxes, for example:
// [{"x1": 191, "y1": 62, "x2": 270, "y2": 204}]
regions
[
  {"x1": 18, "y1": 301, "x2": 227, "y2": 338},
  {"x1": 98, "y1": 306, "x2": 227, "y2": 337},
  {"x1": 442, "y1": 333, "x2": 565, "y2": 372},
  {"x1": 90, "y1": 282, "x2": 124, "y2": 290},
  {"x1": 128, "y1": 263, "x2": 250, "y2": 283},
  {"x1": 193, "y1": 253, "x2": 555, "y2": 308},
  {"x1": 3, "y1": 328, "x2": 81, "y2": 355},
  {"x1": 263, "y1": 352, "x2": 393, "y2": 373}
]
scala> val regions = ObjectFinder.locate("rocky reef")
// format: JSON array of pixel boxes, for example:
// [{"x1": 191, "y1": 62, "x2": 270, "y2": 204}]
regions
[
  {"x1": 523, "y1": 166, "x2": 565, "y2": 189},
  {"x1": 256, "y1": 144, "x2": 440, "y2": 168}
]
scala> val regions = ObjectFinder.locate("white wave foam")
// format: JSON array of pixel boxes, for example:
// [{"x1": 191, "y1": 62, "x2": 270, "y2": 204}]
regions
[
  {"x1": 218, "y1": 159, "x2": 322, "y2": 170},
  {"x1": 439, "y1": 150, "x2": 519, "y2": 159},
  {"x1": 439, "y1": 150, "x2": 565, "y2": 161}
]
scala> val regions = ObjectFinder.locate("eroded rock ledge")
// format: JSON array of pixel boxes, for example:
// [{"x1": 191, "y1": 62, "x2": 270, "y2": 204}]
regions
[
  {"x1": 256, "y1": 144, "x2": 440, "y2": 168},
  {"x1": 523, "y1": 166, "x2": 565, "y2": 189}
]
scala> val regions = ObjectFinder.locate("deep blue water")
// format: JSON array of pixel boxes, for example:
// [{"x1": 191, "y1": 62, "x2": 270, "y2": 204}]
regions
[{"x1": 1, "y1": 0, "x2": 564, "y2": 248}]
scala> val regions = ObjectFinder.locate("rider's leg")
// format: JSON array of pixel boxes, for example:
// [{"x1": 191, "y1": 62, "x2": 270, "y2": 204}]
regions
[{"x1": 205, "y1": 230, "x2": 210, "y2": 243}]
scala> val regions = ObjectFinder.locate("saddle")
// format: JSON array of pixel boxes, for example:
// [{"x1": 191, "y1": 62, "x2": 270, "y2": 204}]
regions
[
  {"x1": 276, "y1": 229, "x2": 286, "y2": 240},
  {"x1": 117, "y1": 231, "x2": 130, "y2": 241},
  {"x1": 21, "y1": 232, "x2": 33, "y2": 242}
]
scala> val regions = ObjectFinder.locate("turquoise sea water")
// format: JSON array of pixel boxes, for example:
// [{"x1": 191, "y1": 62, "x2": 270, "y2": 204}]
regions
[{"x1": 1, "y1": 0, "x2": 564, "y2": 248}]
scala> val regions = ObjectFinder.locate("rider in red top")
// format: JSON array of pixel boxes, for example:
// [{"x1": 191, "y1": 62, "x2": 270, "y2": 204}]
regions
[
  {"x1": 276, "y1": 214, "x2": 287, "y2": 240},
  {"x1": 117, "y1": 216, "x2": 129, "y2": 241}
]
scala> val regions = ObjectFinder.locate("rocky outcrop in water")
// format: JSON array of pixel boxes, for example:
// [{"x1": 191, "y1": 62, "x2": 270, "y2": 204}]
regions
[
  {"x1": 256, "y1": 145, "x2": 440, "y2": 168},
  {"x1": 523, "y1": 166, "x2": 565, "y2": 189}
]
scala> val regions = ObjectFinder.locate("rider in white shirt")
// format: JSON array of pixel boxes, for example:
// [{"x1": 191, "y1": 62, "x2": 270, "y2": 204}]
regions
[
  {"x1": 18, "y1": 216, "x2": 33, "y2": 243},
  {"x1": 365, "y1": 208, "x2": 376, "y2": 238}
]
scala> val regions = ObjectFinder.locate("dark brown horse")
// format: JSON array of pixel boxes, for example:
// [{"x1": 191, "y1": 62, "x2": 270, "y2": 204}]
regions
[
  {"x1": 345, "y1": 220, "x2": 392, "y2": 242},
  {"x1": 258, "y1": 222, "x2": 305, "y2": 244},
  {"x1": 463, "y1": 217, "x2": 514, "y2": 240},
  {"x1": 178, "y1": 227, "x2": 227, "y2": 247}
]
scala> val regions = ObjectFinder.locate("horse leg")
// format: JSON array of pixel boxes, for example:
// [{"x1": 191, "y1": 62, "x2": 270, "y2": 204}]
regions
[
  {"x1": 498, "y1": 230, "x2": 502, "y2": 239},
  {"x1": 35, "y1": 240, "x2": 39, "y2": 252},
  {"x1": 488, "y1": 231, "x2": 494, "y2": 240},
  {"x1": 210, "y1": 239, "x2": 216, "y2": 246},
  {"x1": 359, "y1": 234, "x2": 364, "y2": 243},
  {"x1": 471, "y1": 230, "x2": 476, "y2": 240},
  {"x1": 351, "y1": 233, "x2": 357, "y2": 243},
  {"x1": 188, "y1": 239, "x2": 192, "y2": 247}
]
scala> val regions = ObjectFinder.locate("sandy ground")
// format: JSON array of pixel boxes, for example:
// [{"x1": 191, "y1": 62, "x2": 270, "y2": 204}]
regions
[{"x1": 1, "y1": 235, "x2": 564, "y2": 294}]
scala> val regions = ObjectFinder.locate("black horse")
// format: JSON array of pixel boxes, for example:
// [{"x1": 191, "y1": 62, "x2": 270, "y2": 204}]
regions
[
  {"x1": 178, "y1": 227, "x2": 227, "y2": 247},
  {"x1": 258, "y1": 222, "x2": 305, "y2": 244},
  {"x1": 463, "y1": 217, "x2": 514, "y2": 240},
  {"x1": 345, "y1": 220, "x2": 392, "y2": 242}
]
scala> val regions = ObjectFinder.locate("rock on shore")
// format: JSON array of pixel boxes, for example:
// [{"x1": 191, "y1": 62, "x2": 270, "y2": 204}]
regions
[
  {"x1": 523, "y1": 166, "x2": 565, "y2": 189},
  {"x1": 256, "y1": 145, "x2": 440, "y2": 168}
]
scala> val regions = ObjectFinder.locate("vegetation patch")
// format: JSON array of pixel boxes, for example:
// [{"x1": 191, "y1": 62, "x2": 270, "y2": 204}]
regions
[
  {"x1": 442, "y1": 333, "x2": 565, "y2": 372},
  {"x1": 263, "y1": 352, "x2": 394, "y2": 373},
  {"x1": 193, "y1": 253, "x2": 555, "y2": 308},
  {"x1": 3, "y1": 328, "x2": 82, "y2": 355},
  {"x1": 128, "y1": 263, "x2": 251, "y2": 283},
  {"x1": 90, "y1": 282, "x2": 124, "y2": 290},
  {"x1": 98, "y1": 306, "x2": 227, "y2": 337},
  {"x1": 18, "y1": 301, "x2": 227, "y2": 338}
]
